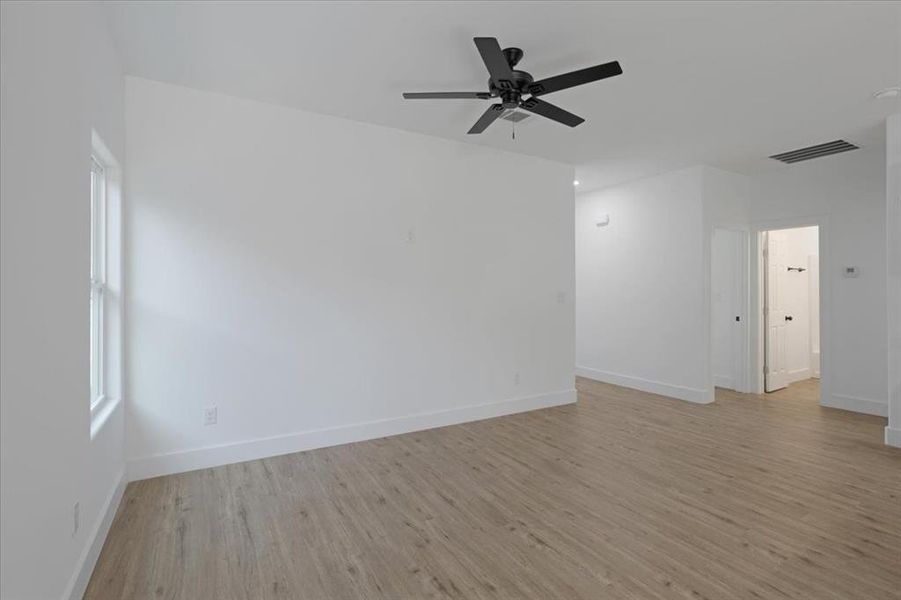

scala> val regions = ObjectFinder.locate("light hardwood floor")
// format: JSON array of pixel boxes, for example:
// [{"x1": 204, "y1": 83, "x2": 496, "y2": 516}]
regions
[{"x1": 85, "y1": 378, "x2": 900, "y2": 599}]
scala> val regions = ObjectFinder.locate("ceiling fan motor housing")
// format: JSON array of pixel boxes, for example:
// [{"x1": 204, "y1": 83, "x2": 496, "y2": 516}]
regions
[
  {"x1": 489, "y1": 47, "x2": 533, "y2": 107},
  {"x1": 401, "y1": 37, "x2": 623, "y2": 134}
]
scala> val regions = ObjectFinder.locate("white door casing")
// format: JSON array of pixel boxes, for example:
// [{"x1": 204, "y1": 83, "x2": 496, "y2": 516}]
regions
[{"x1": 808, "y1": 254, "x2": 821, "y2": 378}]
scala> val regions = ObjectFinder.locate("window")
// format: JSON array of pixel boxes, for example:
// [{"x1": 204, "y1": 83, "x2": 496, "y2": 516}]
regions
[
  {"x1": 90, "y1": 155, "x2": 106, "y2": 408},
  {"x1": 89, "y1": 131, "x2": 121, "y2": 437}
]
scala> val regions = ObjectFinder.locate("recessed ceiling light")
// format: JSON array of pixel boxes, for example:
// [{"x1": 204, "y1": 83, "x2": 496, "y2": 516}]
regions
[
  {"x1": 573, "y1": 180, "x2": 580, "y2": 186},
  {"x1": 873, "y1": 86, "x2": 900, "y2": 99}
]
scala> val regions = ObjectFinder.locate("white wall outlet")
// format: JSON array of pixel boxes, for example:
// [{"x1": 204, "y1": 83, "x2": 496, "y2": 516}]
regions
[
  {"x1": 514, "y1": 372, "x2": 520, "y2": 386},
  {"x1": 203, "y1": 406, "x2": 218, "y2": 426},
  {"x1": 556, "y1": 291, "x2": 567, "y2": 304},
  {"x1": 406, "y1": 228, "x2": 416, "y2": 243},
  {"x1": 73, "y1": 502, "x2": 79, "y2": 537},
  {"x1": 842, "y1": 266, "x2": 859, "y2": 278}
]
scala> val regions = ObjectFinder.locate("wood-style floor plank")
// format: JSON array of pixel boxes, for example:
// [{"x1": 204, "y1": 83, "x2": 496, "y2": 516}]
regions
[{"x1": 84, "y1": 379, "x2": 901, "y2": 599}]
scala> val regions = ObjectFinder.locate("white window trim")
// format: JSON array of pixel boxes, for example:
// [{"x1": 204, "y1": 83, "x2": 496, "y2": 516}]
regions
[
  {"x1": 90, "y1": 131, "x2": 122, "y2": 438},
  {"x1": 90, "y1": 155, "x2": 107, "y2": 413}
]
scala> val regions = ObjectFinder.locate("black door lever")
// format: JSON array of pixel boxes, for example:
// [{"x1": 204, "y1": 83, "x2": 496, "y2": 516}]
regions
[{"x1": 784, "y1": 315, "x2": 793, "y2": 321}]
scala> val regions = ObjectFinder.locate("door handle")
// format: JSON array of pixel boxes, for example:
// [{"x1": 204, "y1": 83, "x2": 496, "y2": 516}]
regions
[{"x1": 784, "y1": 315, "x2": 793, "y2": 321}]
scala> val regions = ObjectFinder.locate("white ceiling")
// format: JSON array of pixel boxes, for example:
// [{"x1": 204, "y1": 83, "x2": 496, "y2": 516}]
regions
[{"x1": 106, "y1": 1, "x2": 901, "y2": 190}]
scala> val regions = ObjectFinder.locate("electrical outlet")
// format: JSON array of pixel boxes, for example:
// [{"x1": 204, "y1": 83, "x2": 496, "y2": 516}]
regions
[
  {"x1": 73, "y1": 502, "x2": 79, "y2": 537},
  {"x1": 406, "y1": 228, "x2": 416, "y2": 243},
  {"x1": 556, "y1": 291, "x2": 567, "y2": 304},
  {"x1": 203, "y1": 406, "x2": 218, "y2": 426},
  {"x1": 514, "y1": 372, "x2": 521, "y2": 386}
]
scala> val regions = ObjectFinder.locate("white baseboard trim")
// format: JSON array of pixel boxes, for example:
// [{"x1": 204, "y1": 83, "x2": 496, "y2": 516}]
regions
[
  {"x1": 787, "y1": 368, "x2": 812, "y2": 384},
  {"x1": 885, "y1": 426, "x2": 901, "y2": 448},
  {"x1": 576, "y1": 366, "x2": 712, "y2": 404},
  {"x1": 63, "y1": 468, "x2": 126, "y2": 600},
  {"x1": 713, "y1": 374, "x2": 733, "y2": 389},
  {"x1": 128, "y1": 389, "x2": 577, "y2": 481},
  {"x1": 822, "y1": 394, "x2": 888, "y2": 417}
]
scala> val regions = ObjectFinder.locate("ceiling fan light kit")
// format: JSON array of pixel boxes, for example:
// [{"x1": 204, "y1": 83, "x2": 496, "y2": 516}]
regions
[{"x1": 402, "y1": 37, "x2": 622, "y2": 135}]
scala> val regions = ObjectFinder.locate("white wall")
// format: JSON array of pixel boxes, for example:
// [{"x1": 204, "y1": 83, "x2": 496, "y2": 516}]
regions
[
  {"x1": 0, "y1": 3, "x2": 126, "y2": 599},
  {"x1": 576, "y1": 165, "x2": 749, "y2": 403},
  {"x1": 702, "y1": 166, "x2": 751, "y2": 230},
  {"x1": 887, "y1": 113, "x2": 901, "y2": 446},
  {"x1": 124, "y1": 78, "x2": 575, "y2": 479},
  {"x1": 576, "y1": 167, "x2": 713, "y2": 402},
  {"x1": 750, "y1": 148, "x2": 888, "y2": 416},
  {"x1": 577, "y1": 151, "x2": 888, "y2": 423}
]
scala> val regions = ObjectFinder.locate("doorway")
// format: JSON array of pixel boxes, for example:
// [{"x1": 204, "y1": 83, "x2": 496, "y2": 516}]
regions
[{"x1": 762, "y1": 226, "x2": 820, "y2": 393}]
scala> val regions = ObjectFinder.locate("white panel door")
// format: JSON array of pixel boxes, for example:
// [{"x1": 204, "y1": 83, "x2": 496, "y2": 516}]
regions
[
  {"x1": 765, "y1": 230, "x2": 790, "y2": 392},
  {"x1": 712, "y1": 229, "x2": 744, "y2": 391}
]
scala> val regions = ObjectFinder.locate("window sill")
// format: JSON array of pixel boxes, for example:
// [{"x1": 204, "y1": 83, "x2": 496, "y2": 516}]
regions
[{"x1": 90, "y1": 395, "x2": 120, "y2": 440}]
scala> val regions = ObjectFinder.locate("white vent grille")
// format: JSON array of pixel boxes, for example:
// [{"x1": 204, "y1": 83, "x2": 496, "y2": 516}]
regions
[{"x1": 769, "y1": 140, "x2": 859, "y2": 164}]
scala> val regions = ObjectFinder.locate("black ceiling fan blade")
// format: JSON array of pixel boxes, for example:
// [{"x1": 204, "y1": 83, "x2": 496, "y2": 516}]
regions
[
  {"x1": 403, "y1": 92, "x2": 492, "y2": 99},
  {"x1": 467, "y1": 104, "x2": 505, "y2": 134},
  {"x1": 473, "y1": 37, "x2": 516, "y2": 90},
  {"x1": 528, "y1": 61, "x2": 622, "y2": 96},
  {"x1": 519, "y1": 98, "x2": 584, "y2": 127}
]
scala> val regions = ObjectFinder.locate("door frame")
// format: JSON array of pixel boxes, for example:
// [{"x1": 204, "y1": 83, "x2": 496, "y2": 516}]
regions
[{"x1": 749, "y1": 215, "x2": 829, "y2": 405}]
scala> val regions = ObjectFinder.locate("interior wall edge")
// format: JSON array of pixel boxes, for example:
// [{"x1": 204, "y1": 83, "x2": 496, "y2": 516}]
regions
[
  {"x1": 575, "y1": 366, "x2": 712, "y2": 404},
  {"x1": 713, "y1": 375, "x2": 734, "y2": 388},
  {"x1": 885, "y1": 426, "x2": 901, "y2": 447},
  {"x1": 61, "y1": 468, "x2": 126, "y2": 600},
  {"x1": 127, "y1": 389, "x2": 576, "y2": 482}
]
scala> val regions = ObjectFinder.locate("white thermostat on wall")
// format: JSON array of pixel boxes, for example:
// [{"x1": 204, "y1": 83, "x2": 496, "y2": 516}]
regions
[{"x1": 843, "y1": 266, "x2": 859, "y2": 278}]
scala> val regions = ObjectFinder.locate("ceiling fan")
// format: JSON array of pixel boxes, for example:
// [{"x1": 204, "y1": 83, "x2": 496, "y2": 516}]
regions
[{"x1": 402, "y1": 37, "x2": 622, "y2": 134}]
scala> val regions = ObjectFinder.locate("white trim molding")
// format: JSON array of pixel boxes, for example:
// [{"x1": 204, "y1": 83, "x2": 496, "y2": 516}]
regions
[
  {"x1": 885, "y1": 427, "x2": 901, "y2": 448},
  {"x1": 90, "y1": 396, "x2": 121, "y2": 440},
  {"x1": 786, "y1": 368, "x2": 812, "y2": 386},
  {"x1": 822, "y1": 394, "x2": 888, "y2": 418},
  {"x1": 63, "y1": 469, "x2": 126, "y2": 600},
  {"x1": 128, "y1": 389, "x2": 577, "y2": 481},
  {"x1": 713, "y1": 374, "x2": 734, "y2": 389},
  {"x1": 576, "y1": 366, "x2": 712, "y2": 404}
]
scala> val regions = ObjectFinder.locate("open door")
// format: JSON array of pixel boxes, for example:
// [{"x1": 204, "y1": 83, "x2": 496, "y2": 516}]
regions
[{"x1": 764, "y1": 230, "x2": 790, "y2": 391}]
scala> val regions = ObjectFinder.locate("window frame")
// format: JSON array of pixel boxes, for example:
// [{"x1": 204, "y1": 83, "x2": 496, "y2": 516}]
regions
[{"x1": 90, "y1": 155, "x2": 107, "y2": 411}]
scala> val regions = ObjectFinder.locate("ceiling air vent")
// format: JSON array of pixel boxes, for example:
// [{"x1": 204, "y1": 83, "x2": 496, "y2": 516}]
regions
[{"x1": 769, "y1": 140, "x2": 859, "y2": 164}]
